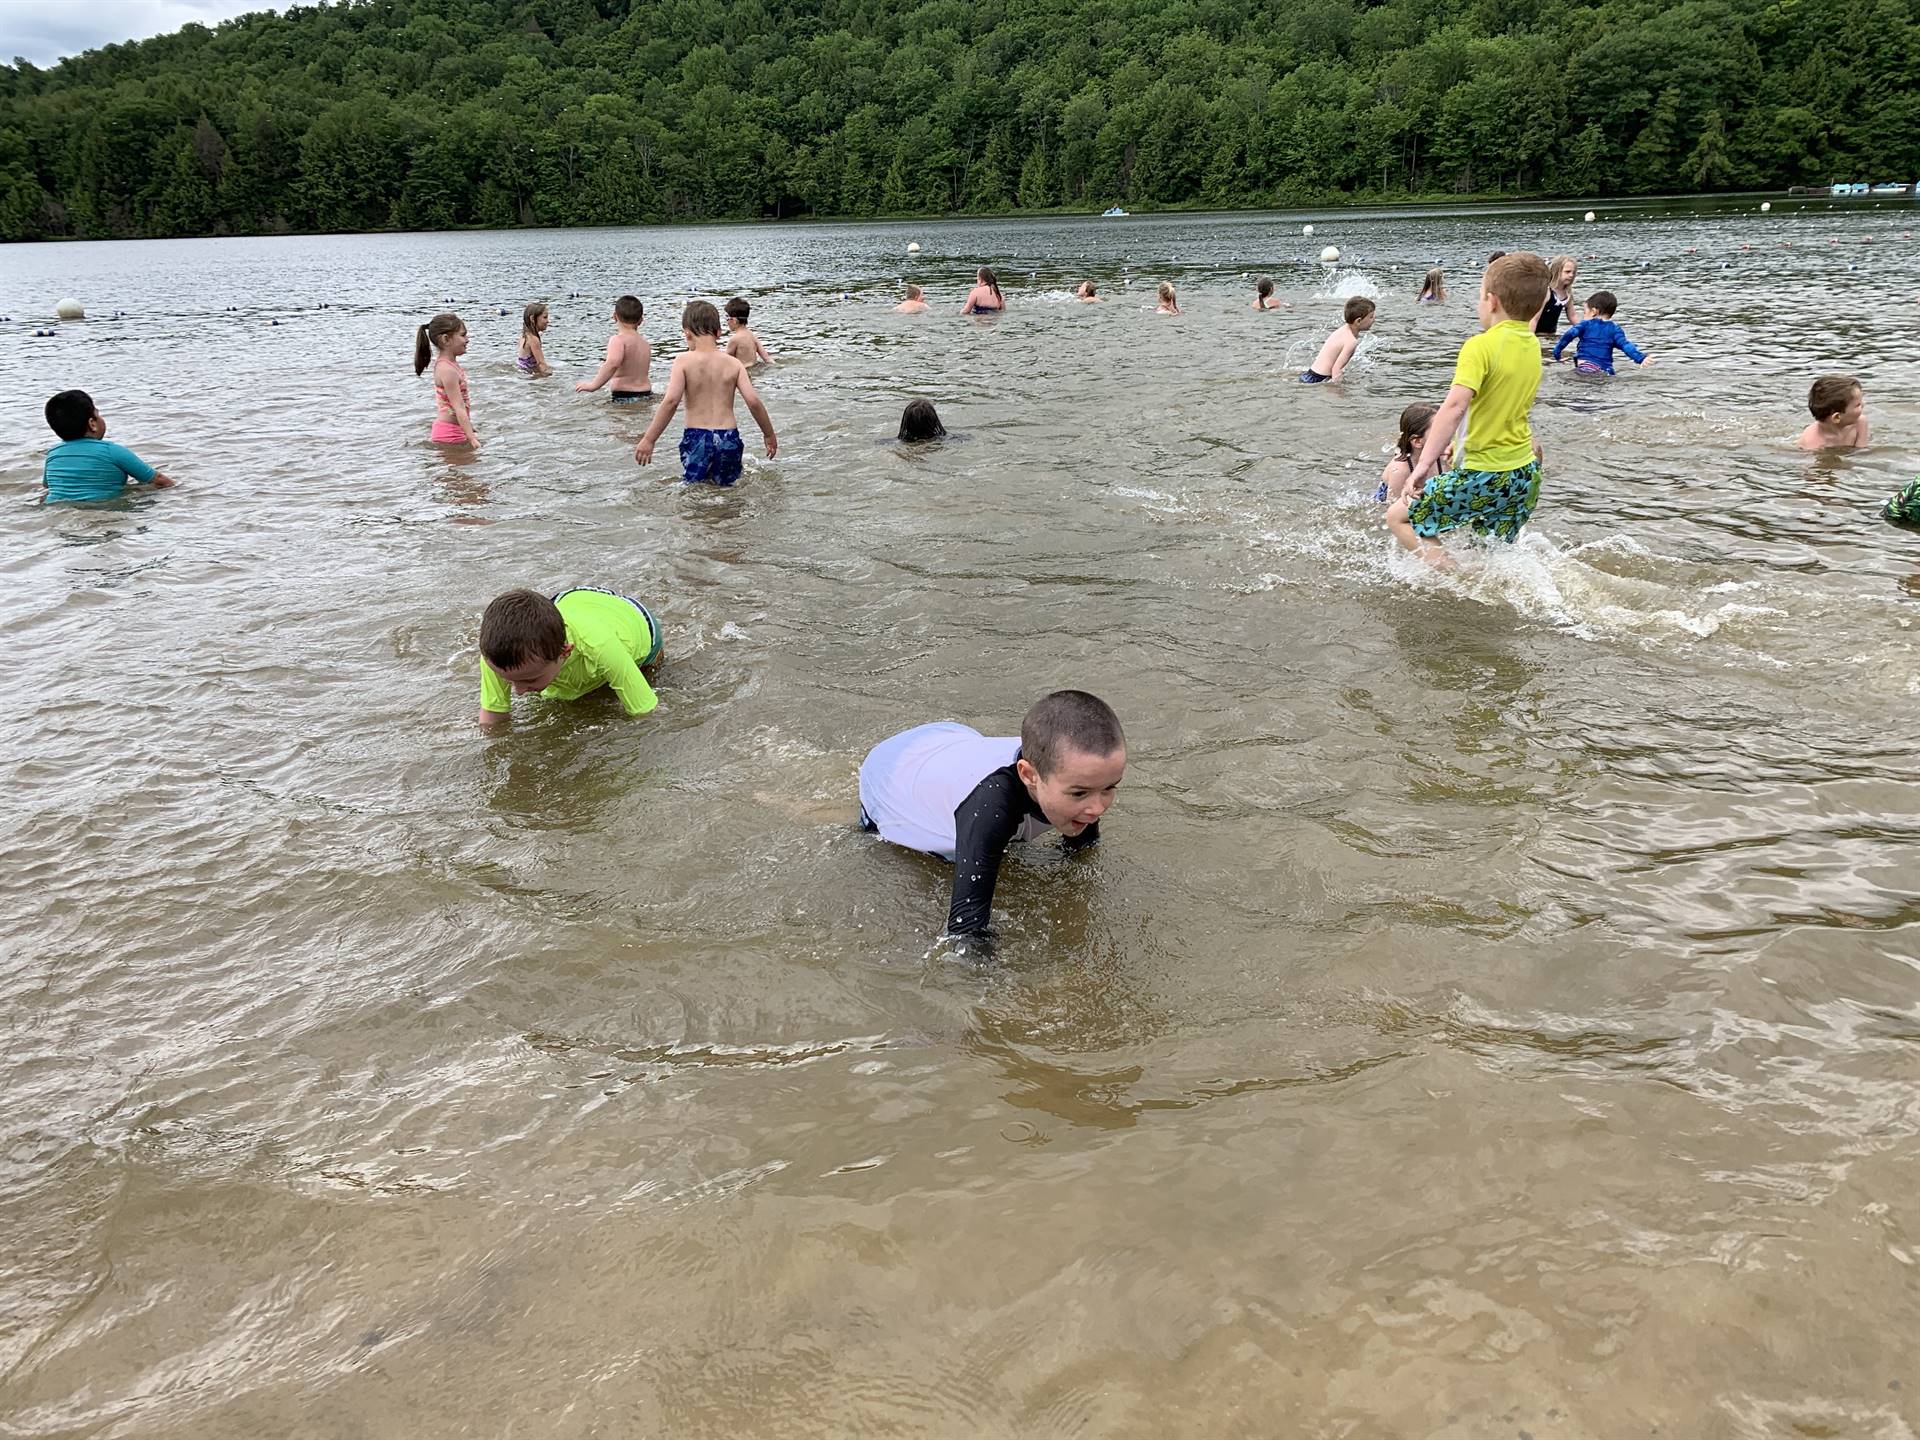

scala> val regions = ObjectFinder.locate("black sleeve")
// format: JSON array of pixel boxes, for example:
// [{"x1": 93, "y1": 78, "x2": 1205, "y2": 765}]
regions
[{"x1": 945, "y1": 769, "x2": 1027, "y2": 937}]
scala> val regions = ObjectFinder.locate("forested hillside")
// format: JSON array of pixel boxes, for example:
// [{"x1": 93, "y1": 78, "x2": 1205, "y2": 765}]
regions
[{"x1": 1, "y1": 0, "x2": 1915, "y2": 240}]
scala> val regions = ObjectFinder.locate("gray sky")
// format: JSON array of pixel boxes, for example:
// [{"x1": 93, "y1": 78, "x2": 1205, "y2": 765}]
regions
[{"x1": 3, "y1": 0, "x2": 278, "y2": 68}]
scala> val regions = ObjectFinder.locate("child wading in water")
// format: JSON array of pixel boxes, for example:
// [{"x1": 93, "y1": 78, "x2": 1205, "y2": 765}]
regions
[
  {"x1": 1797, "y1": 375, "x2": 1869, "y2": 451},
  {"x1": 898, "y1": 399, "x2": 947, "y2": 442},
  {"x1": 415, "y1": 312, "x2": 477, "y2": 449},
  {"x1": 634, "y1": 301, "x2": 778, "y2": 484},
  {"x1": 1155, "y1": 281, "x2": 1182, "y2": 315},
  {"x1": 1552, "y1": 291, "x2": 1651, "y2": 375},
  {"x1": 517, "y1": 303, "x2": 551, "y2": 376},
  {"x1": 576, "y1": 294, "x2": 652, "y2": 401},
  {"x1": 724, "y1": 297, "x2": 776, "y2": 367},
  {"x1": 961, "y1": 267, "x2": 1005, "y2": 314},
  {"x1": 1302, "y1": 297, "x2": 1376, "y2": 382},
  {"x1": 1376, "y1": 401, "x2": 1440, "y2": 504},
  {"x1": 1417, "y1": 268, "x2": 1446, "y2": 303},
  {"x1": 1251, "y1": 277, "x2": 1285, "y2": 310},
  {"x1": 1386, "y1": 252, "x2": 1551, "y2": 567}
]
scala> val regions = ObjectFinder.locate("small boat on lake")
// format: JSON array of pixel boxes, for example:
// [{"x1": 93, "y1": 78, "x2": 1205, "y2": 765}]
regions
[{"x1": 1100, "y1": 206, "x2": 1130, "y2": 217}]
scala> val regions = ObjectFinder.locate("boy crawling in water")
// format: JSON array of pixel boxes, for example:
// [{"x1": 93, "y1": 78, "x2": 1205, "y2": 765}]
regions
[
  {"x1": 477, "y1": 587, "x2": 663, "y2": 729},
  {"x1": 858, "y1": 690, "x2": 1125, "y2": 943}
]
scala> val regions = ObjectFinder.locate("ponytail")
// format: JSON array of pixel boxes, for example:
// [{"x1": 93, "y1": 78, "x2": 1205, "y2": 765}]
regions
[
  {"x1": 413, "y1": 323, "x2": 431, "y2": 375},
  {"x1": 415, "y1": 312, "x2": 464, "y2": 375},
  {"x1": 1395, "y1": 401, "x2": 1439, "y2": 464}
]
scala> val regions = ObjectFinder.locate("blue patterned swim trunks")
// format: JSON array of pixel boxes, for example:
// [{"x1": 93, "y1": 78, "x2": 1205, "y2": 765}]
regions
[
  {"x1": 1408, "y1": 460, "x2": 1542, "y2": 543},
  {"x1": 680, "y1": 426, "x2": 745, "y2": 485}
]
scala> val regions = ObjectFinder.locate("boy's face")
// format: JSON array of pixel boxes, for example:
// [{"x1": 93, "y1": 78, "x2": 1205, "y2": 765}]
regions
[
  {"x1": 1353, "y1": 312, "x2": 1376, "y2": 333},
  {"x1": 1016, "y1": 744, "x2": 1126, "y2": 837},
  {"x1": 1830, "y1": 388, "x2": 1865, "y2": 428},
  {"x1": 488, "y1": 643, "x2": 572, "y2": 695},
  {"x1": 88, "y1": 410, "x2": 107, "y2": 438},
  {"x1": 726, "y1": 314, "x2": 744, "y2": 330}
]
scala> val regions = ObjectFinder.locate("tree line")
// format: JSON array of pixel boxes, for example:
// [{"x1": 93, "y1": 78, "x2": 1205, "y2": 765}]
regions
[{"x1": 1, "y1": 0, "x2": 1914, "y2": 242}]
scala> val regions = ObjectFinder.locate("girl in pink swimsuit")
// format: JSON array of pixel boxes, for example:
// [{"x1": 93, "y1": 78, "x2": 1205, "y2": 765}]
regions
[{"x1": 413, "y1": 312, "x2": 478, "y2": 448}]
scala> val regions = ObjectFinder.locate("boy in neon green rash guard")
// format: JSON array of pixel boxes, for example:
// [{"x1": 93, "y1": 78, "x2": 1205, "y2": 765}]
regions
[{"x1": 478, "y1": 587, "x2": 664, "y2": 729}]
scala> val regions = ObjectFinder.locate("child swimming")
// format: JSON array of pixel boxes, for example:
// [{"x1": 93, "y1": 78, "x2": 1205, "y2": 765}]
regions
[
  {"x1": 1375, "y1": 401, "x2": 1440, "y2": 504},
  {"x1": 1552, "y1": 291, "x2": 1652, "y2": 374},
  {"x1": 517, "y1": 303, "x2": 551, "y2": 376},
  {"x1": 1251, "y1": 277, "x2": 1285, "y2": 310},
  {"x1": 1417, "y1": 268, "x2": 1446, "y2": 303},
  {"x1": 477, "y1": 586, "x2": 664, "y2": 729},
  {"x1": 1076, "y1": 280, "x2": 1105, "y2": 303},
  {"x1": 894, "y1": 284, "x2": 931, "y2": 314},
  {"x1": 961, "y1": 267, "x2": 1005, "y2": 314},
  {"x1": 1797, "y1": 375, "x2": 1869, "y2": 451},
  {"x1": 1302, "y1": 297, "x2": 1376, "y2": 382},
  {"x1": 633, "y1": 300, "x2": 778, "y2": 484},
  {"x1": 575, "y1": 295, "x2": 652, "y2": 401},
  {"x1": 1155, "y1": 281, "x2": 1182, "y2": 315},
  {"x1": 858, "y1": 690, "x2": 1125, "y2": 942},
  {"x1": 723, "y1": 297, "x2": 776, "y2": 367},
  {"x1": 40, "y1": 389, "x2": 176, "y2": 503},
  {"x1": 898, "y1": 399, "x2": 947, "y2": 442},
  {"x1": 414, "y1": 312, "x2": 478, "y2": 449}
]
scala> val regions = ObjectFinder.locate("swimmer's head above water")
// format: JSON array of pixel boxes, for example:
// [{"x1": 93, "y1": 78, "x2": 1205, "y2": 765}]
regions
[
  {"x1": 1016, "y1": 690, "x2": 1126, "y2": 837},
  {"x1": 480, "y1": 589, "x2": 572, "y2": 694},
  {"x1": 898, "y1": 398, "x2": 946, "y2": 442}
]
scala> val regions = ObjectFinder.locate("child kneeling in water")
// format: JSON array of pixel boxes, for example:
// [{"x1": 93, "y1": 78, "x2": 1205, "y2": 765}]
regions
[
  {"x1": 859, "y1": 690, "x2": 1125, "y2": 942},
  {"x1": 477, "y1": 586, "x2": 664, "y2": 729}
]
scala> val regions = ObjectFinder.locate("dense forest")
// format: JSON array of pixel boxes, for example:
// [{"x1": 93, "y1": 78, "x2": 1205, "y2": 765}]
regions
[{"x1": 0, "y1": 0, "x2": 1915, "y2": 241}]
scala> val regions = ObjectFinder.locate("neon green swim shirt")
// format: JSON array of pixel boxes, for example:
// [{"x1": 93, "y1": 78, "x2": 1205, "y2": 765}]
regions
[{"x1": 479, "y1": 588, "x2": 660, "y2": 716}]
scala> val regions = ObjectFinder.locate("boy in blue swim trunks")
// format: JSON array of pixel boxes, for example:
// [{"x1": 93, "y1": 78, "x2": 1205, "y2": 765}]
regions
[
  {"x1": 41, "y1": 389, "x2": 176, "y2": 503},
  {"x1": 633, "y1": 300, "x2": 777, "y2": 484},
  {"x1": 1386, "y1": 252, "x2": 1551, "y2": 568},
  {"x1": 476, "y1": 586, "x2": 664, "y2": 729}
]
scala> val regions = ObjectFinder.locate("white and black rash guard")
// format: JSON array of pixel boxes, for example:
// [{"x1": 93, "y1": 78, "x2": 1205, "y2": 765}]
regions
[{"x1": 859, "y1": 721, "x2": 1100, "y2": 937}]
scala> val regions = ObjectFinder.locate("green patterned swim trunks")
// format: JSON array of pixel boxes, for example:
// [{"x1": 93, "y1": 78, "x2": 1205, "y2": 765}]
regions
[
  {"x1": 1884, "y1": 477, "x2": 1920, "y2": 525},
  {"x1": 1408, "y1": 460, "x2": 1542, "y2": 543}
]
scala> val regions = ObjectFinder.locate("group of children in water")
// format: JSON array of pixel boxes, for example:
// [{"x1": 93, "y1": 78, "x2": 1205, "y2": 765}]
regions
[{"x1": 31, "y1": 242, "x2": 1907, "y2": 946}]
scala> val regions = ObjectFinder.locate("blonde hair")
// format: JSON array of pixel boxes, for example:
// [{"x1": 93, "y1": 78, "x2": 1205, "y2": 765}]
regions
[
  {"x1": 1157, "y1": 281, "x2": 1176, "y2": 304},
  {"x1": 1546, "y1": 254, "x2": 1577, "y2": 293},
  {"x1": 1417, "y1": 268, "x2": 1445, "y2": 302}
]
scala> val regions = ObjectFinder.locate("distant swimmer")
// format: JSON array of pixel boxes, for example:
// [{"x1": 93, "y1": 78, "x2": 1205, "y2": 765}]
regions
[
  {"x1": 1797, "y1": 375, "x2": 1869, "y2": 451},
  {"x1": 1251, "y1": 276, "x2": 1286, "y2": 310},
  {"x1": 1417, "y1": 268, "x2": 1446, "y2": 304},
  {"x1": 960, "y1": 266, "x2": 1005, "y2": 314},
  {"x1": 1301, "y1": 296, "x2": 1375, "y2": 383},
  {"x1": 723, "y1": 296, "x2": 776, "y2": 367},
  {"x1": 1386, "y1": 252, "x2": 1551, "y2": 567},
  {"x1": 415, "y1": 312, "x2": 478, "y2": 449},
  {"x1": 1552, "y1": 290, "x2": 1653, "y2": 375},
  {"x1": 1375, "y1": 401, "x2": 1441, "y2": 504},
  {"x1": 858, "y1": 691, "x2": 1125, "y2": 943},
  {"x1": 39, "y1": 388, "x2": 175, "y2": 503},
  {"x1": 894, "y1": 283, "x2": 930, "y2": 314},
  {"x1": 1075, "y1": 280, "x2": 1105, "y2": 303},
  {"x1": 1155, "y1": 281, "x2": 1182, "y2": 315},
  {"x1": 517, "y1": 302, "x2": 552, "y2": 376},
  {"x1": 575, "y1": 294, "x2": 652, "y2": 402},
  {"x1": 634, "y1": 300, "x2": 777, "y2": 484},
  {"x1": 477, "y1": 586, "x2": 663, "y2": 730},
  {"x1": 897, "y1": 399, "x2": 947, "y2": 442}
]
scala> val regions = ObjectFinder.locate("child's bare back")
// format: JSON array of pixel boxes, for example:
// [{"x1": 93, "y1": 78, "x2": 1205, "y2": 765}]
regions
[
  {"x1": 633, "y1": 301, "x2": 778, "y2": 485},
  {"x1": 679, "y1": 348, "x2": 752, "y2": 429}
]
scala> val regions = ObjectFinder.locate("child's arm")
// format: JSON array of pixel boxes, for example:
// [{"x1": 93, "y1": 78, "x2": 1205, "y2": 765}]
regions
[
  {"x1": 574, "y1": 338, "x2": 621, "y2": 392},
  {"x1": 478, "y1": 661, "x2": 512, "y2": 729},
  {"x1": 1552, "y1": 323, "x2": 1579, "y2": 363},
  {"x1": 1856, "y1": 410, "x2": 1870, "y2": 446},
  {"x1": 1409, "y1": 385, "x2": 1472, "y2": 485},
  {"x1": 593, "y1": 639, "x2": 659, "y2": 716},
  {"x1": 1328, "y1": 332, "x2": 1359, "y2": 380},
  {"x1": 737, "y1": 366, "x2": 778, "y2": 458},
  {"x1": 530, "y1": 333, "x2": 551, "y2": 376},
  {"x1": 634, "y1": 359, "x2": 686, "y2": 464},
  {"x1": 111, "y1": 444, "x2": 175, "y2": 488},
  {"x1": 1616, "y1": 328, "x2": 1652, "y2": 367},
  {"x1": 437, "y1": 360, "x2": 479, "y2": 442},
  {"x1": 754, "y1": 335, "x2": 776, "y2": 365},
  {"x1": 1381, "y1": 456, "x2": 1413, "y2": 503}
]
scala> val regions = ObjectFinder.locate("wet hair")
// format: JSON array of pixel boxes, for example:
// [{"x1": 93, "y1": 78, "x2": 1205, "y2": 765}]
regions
[
  {"x1": 1256, "y1": 277, "x2": 1274, "y2": 298},
  {"x1": 904, "y1": 283, "x2": 923, "y2": 300},
  {"x1": 1021, "y1": 690, "x2": 1124, "y2": 776},
  {"x1": 522, "y1": 302, "x2": 548, "y2": 335},
  {"x1": 724, "y1": 296, "x2": 750, "y2": 322},
  {"x1": 1585, "y1": 290, "x2": 1618, "y2": 317},
  {"x1": 977, "y1": 266, "x2": 1002, "y2": 302},
  {"x1": 1343, "y1": 296, "x2": 1376, "y2": 324},
  {"x1": 1395, "y1": 401, "x2": 1439, "y2": 463},
  {"x1": 413, "y1": 312, "x2": 464, "y2": 375},
  {"x1": 897, "y1": 398, "x2": 947, "y2": 442},
  {"x1": 1079, "y1": 279, "x2": 1098, "y2": 297},
  {"x1": 614, "y1": 294, "x2": 643, "y2": 325},
  {"x1": 1547, "y1": 254, "x2": 1577, "y2": 290},
  {"x1": 45, "y1": 388, "x2": 96, "y2": 441},
  {"x1": 1157, "y1": 281, "x2": 1176, "y2": 304},
  {"x1": 1808, "y1": 374, "x2": 1861, "y2": 420},
  {"x1": 1487, "y1": 250, "x2": 1508, "y2": 265},
  {"x1": 1418, "y1": 267, "x2": 1445, "y2": 301},
  {"x1": 1485, "y1": 252, "x2": 1550, "y2": 322},
  {"x1": 480, "y1": 589, "x2": 567, "y2": 670},
  {"x1": 682, "y1": 299, "x2": 722, "y2": 338}
]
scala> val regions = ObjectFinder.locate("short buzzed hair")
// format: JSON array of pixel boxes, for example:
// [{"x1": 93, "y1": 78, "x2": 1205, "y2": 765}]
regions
[
  {"x1": 614, "y1": 294, "x2": 643, "y2": 324},
  {"x1": 724, "y1": 296, "x2": 750, "y2": 321},
  {"x1": 480, "y1": 589, "x2": 566, "y2": 669},
  {"x1": 1808, "y1": 374, "x2": 1860, "y2": 420},
  {"x1": 1585, "y1": 290, "x2": 1618, "y2": 317},
  {"x1": 1343, "y1": 296, "x2": 1376, "y2": 324},
  {"x1": 1486, "y1": 252, "x2": 1550, "y2": 322},
  {"x1": 683, "y1": 300, "x2": 722, "y2": 337},
  {"x1": 1020, "y1": 690, "x2": 1124, "y2": 776},
  {"x1": 45, "y1": 389, "x2": 95, "y2": 441}
]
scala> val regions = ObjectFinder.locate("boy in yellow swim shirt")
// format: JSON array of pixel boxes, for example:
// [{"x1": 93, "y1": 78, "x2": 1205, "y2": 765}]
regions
[
  {"x1": 477, "y1": 587, "x2": 664, "y2": 729},
  {"x1": 1386, "y1": 251, "x2": 1552, "y2": 568}
]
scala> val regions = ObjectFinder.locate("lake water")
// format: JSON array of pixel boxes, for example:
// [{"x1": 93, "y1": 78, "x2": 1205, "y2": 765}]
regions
[{"x1": 2, "y1": 197, "x2": 1917, "y2": 1437}]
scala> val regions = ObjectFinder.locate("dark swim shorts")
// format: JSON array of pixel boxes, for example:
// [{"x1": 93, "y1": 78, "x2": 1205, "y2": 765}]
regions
[
  {"x1": 680, "y1": 426, "x2": 745, "y2": 485},
  {"x1": 611, "y1": 389, "x2": 652, "y2": 403},
  {"x1": 1299, "y1": 369, "x2": 1331, "y2": 384},
  {"x1": 1408, "y1": 460, "x2": 1542, "y2": 543}
]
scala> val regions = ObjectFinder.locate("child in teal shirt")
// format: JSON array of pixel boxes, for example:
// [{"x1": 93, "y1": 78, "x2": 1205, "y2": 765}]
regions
[{"x1": 41, "y1": 390, "x2": 174, "y2": 503}]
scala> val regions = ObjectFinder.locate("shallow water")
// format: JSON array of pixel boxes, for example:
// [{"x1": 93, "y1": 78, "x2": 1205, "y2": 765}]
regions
[{"x1": 2, "y1": 196, "x2": 1918, "y2": 1438}]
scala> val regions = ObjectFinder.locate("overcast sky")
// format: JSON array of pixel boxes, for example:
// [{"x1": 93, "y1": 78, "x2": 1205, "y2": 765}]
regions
[{"x1": 4, "y1": 0, "x2": 279, "y2": 68}]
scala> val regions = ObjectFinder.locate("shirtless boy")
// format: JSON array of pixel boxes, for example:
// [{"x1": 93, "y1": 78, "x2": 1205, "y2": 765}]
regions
[
  {"x1": 1797, "y1": 375, "x2": 1869, "y2": 451},
  {"x1": 1301, "y1": 297, "x2": 1375, "y2": 382},
  {"x1": 894, "y1": 284, "x2": 930, "y2": 314},
  {"x1": 575, "y1": 294, "x2": 652, "y2": 401},
  {"x1": 634, "y1": 301, "x2": 778, "y2": 484},
  {"x1": 723, "y1": 297, "x2": 776, "y2": 367}
]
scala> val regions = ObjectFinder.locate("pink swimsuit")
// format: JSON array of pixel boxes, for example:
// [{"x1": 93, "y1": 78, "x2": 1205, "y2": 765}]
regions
[{"x1": 432, "y1": 360, "x2": 471, "y2": 444}]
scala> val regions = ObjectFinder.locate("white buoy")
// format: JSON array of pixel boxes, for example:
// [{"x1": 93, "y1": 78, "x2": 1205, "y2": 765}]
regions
[
  {"x1": 1302, "y1": 224, "x2": 1315, "y2": 236},
  {"x1": 1320, "y1": 246, "x2": 1340, "y2": 264},
  {"x1": 907, "y1": 242, "x2": 921, "y2": 254},
  {"x1": 1761, "y1": 201, "x2": 1772, "y2": 213},
  {"x1": 55, "y1": 298, "x2": 83, "y2": 319},
  {"x1": 1583, "y1": 211, "x2": 1596, "y2": 223}
]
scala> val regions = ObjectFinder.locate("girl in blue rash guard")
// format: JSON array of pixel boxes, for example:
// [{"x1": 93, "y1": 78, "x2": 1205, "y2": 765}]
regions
[{"x1": 858, "y1": 691, "x2": 1126, "y2": 943}]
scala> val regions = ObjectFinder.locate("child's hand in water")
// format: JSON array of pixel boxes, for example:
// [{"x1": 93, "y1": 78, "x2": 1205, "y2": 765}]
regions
[
  {"x1": 634, "y1": 438, "x2": 655, "y2": 465},
  {"x1": 573, "y1": 380, "x2": 594, "y2": 392},
  {"x1": 763, "y1": 433, "x2": 779, "y2": 459},
  {"x1": 151, "y1": 473, "x2": 177, "y2": 488}
]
